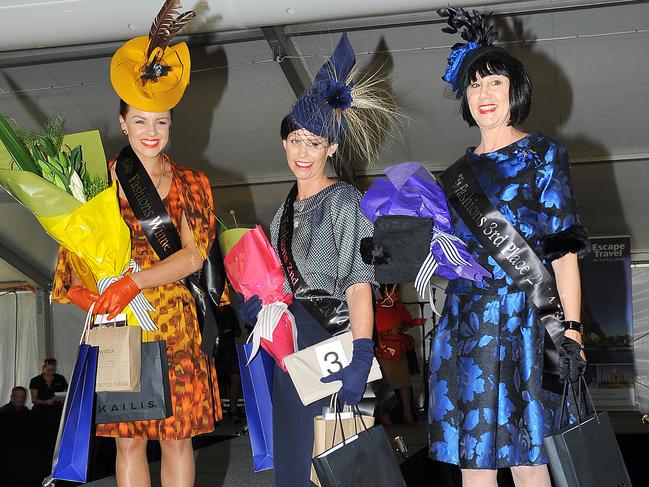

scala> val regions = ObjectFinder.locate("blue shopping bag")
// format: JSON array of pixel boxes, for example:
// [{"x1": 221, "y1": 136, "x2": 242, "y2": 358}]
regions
[
  {"x1": 237, "y1": 343, "x2": 274, "y2": 472},
  {"x1": 52, "y1": 343, "x2": 98, "y2": 482}
]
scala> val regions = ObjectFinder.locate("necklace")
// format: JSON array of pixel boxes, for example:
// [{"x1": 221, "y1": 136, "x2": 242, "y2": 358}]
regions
[{"x1": 155, "y1": 159, "x2": 166, "y2": 189}]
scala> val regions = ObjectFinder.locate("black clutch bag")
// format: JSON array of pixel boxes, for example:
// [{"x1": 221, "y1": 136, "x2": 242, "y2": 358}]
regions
[{"x1": 363, "y1": 216, "x2": 432, "y2": 284}]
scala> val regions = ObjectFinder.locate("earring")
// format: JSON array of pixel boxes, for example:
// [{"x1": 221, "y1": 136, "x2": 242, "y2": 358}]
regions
[{"x1": 122, "y1": 129, "x2": 127, "y2": 135}]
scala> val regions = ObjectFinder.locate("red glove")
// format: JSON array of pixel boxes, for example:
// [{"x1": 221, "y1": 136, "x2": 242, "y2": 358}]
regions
[
  {"x1": 94, "y1": 276, "x2": 140, "y2": 320},
  {"x1": 67, "y1": 285, "x2": 100, "y2": 312}
]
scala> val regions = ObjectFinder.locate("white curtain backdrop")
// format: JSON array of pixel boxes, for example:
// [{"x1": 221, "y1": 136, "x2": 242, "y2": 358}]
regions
[
  {"x1": 0, "y1": 291, "x2": 39, "y2": 406},
  {"x1": 51, "y1": 302, "x2": 87, "y2": 386}
]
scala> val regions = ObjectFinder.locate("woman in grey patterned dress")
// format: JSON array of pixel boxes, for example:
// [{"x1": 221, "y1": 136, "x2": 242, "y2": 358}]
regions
[{"x1": 237, "y1": 33, "x2": 400, "y2": 487}]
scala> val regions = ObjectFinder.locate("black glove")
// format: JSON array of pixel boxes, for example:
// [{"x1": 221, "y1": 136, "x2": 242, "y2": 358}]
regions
[
  {"x1": 559, "y1": 336, "x2": 586, "y2": 384},
  {"x1": 236, "y1": 292, "x2": 262, "y2": 328}
]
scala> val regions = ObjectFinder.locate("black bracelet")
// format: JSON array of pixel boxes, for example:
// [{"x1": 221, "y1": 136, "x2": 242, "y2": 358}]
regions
[{"x1": 563, "y1": 320, "x2": 584, "y2": 334}]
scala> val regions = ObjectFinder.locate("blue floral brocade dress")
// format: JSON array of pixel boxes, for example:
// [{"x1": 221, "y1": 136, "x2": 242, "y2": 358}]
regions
[{"x1": 428, "y1": 132, "x2": 589, "y2": 469}]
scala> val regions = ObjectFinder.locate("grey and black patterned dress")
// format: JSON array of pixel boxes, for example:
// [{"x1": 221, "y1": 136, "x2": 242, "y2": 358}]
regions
[
  {"x1": 270, "y1": 180, "x2": 375, "y2": 298},
  {"x1": 268, "y1": 180, "x2": 375, "y2": 487}
]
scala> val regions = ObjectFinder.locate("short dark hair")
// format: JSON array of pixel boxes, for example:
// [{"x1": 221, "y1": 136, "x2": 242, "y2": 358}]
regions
[
  {"x1": 119, "y1": 99, "x2": 174, "y2": 120},
  {"x1": 43, "y1": 357, "x2": 57, "y2": 366},
  {"x1": 457, "y1": 47, "x2": 532, "y2": 127},
  {"x1": 280, "y1": 114, "x2": 302, "y2": 140},
  {"x1": 279, "y1": 114, "x2": 337, "y2": 145},
  {"x1": 11, "y1": 386, "x2": 26, "y2": 396}
]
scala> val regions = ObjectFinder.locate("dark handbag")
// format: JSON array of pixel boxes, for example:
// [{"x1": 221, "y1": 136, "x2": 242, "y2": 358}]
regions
[
  {"x1": 368, "y1": 216, "x2": 433, "y2": 283},
  {"x1": 543, "y1": 377, "x2": 631, "y2": 487},
  {"x1": 312, "y1": 409, "x2": 406, "y2": 487},
  {"x1": 116, "y1": 145, "x2": 225, "y2": 354},
  {"x1": 277, "y1": 183, "x2": 350, "y2": 335},
  {"x1": 441, "y1": 156, "x2": 565, "y2": 393},
  {"x1": 95, "y1": 340, "x2": 172, "y2": 423}
]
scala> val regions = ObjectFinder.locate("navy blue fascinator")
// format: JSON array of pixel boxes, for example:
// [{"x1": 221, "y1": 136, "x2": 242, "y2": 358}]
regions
[
  {"x1": 438, "y1": 8, "x2": 501, "y2": 97},
  {"x1": 287, "y1": 33, "x2": 401, "y2": 163},
  {"x1": 290, "y1": 33, "x2": 356, "y2": 143}
]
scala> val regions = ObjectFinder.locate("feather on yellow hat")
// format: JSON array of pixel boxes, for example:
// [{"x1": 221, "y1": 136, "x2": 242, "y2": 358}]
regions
[{"x1": 110, "y1": 0, "x2": 195, "y2": 112}]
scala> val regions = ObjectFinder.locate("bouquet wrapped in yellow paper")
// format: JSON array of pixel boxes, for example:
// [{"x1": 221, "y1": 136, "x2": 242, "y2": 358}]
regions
[{"x1": 0, "y1": 116, "x2": 157, "y2": 330}]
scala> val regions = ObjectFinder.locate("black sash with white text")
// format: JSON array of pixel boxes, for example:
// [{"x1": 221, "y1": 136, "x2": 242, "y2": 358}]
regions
[
  {"x1": 441, "y1": 156, "x2": 565, "y2": 393},
  {"x1": 115, "y1": 145, "x2": 220, "y2": 355}
]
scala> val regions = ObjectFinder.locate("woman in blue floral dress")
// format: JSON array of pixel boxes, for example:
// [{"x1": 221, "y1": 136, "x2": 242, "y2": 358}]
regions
[{"x1": 428, "y1": 9, "x2": 589, "y2": 486}]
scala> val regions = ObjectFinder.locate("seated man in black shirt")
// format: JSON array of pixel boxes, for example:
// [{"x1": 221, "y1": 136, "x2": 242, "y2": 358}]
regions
[
  {"x1": 29, "y1": 358, "x2": 68, "y2": 409},
  {"x1": 0, "y1": 386, "x2": 29, "y2": 413}
]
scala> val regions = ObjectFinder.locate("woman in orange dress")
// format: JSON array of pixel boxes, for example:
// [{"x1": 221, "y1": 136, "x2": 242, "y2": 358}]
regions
[{"x1": 51, "y1": 2, "x2": 221, "y2": 486}]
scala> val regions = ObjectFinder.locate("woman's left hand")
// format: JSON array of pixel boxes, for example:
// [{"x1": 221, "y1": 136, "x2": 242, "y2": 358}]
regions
[
  {"x1": 94, "y1": 275, "x2": 140, "y2": 319},
  {"x1": 320, "y1": 338, "x2": 374, "y2": 405},
  {"x1": 564, "y1": 329, "x2": 587, "y2": 362},
  {"x1": 559, "y1": 334, "x2": 586, "y2": 384}
]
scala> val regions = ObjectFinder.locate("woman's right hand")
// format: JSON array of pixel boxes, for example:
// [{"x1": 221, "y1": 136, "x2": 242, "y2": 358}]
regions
[
  {"x1": 67, "y1": 285, "x2": 100, "y2": 312},
  {"x1": 236, "y1": 293, "x2": 262, "y2": 327}
]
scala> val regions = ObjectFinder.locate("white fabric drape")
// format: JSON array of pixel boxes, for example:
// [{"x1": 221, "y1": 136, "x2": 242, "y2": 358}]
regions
[
  {"x1": 0, "y1": 291, "x2": 39, "y2": 406},
  {"x1": 51, "y1": 302, "x2": 86, "y2": 386}
]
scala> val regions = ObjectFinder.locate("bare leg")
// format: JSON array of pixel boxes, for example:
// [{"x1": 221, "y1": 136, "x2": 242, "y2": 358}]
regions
[
  {"x1": 461, "y1": 468, "x2": 498, "y2": 487},
  {"x1": 397, "y1": 386, "x2": 415, "y2": 424},
  {"x1": 160, "y1": 438, "x2": 195, "y2": 487},
  {"x1": 510, "y1": 464, "x2": 551, "y2": 487},
  {"x1": 115, "y1": 438, "x2": 150, "y2": 487}
]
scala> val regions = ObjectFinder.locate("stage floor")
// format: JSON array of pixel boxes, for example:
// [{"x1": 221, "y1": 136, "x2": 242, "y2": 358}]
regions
[
  {"x1": 84, "y1": 415, "x2": 426, "y2": 487},
  {"x1": 84, "y1": 411, "x2": 645, "y2": 487}
]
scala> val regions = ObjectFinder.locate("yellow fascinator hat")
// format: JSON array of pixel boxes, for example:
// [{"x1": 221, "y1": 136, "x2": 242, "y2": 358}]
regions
[{"x1": 110, "y1": 0, "x2": 196, "y2": 112}]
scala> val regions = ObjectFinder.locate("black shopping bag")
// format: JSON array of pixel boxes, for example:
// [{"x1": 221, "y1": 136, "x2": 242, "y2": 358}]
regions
[
  {"x1": 543, "y1": 377, "x2": 631, "y2": 487},
  {"x1": 95, "y1": 340, "x2": 172, "y2": 423},
  {"x1": 313, "y1": 421, "x2": 406, "y2": 487}
]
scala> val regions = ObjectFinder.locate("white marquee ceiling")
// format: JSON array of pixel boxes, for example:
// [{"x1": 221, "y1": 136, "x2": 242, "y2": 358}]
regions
[{"x1": 0, "y1": 0, "x2": 648, "y2": 287}]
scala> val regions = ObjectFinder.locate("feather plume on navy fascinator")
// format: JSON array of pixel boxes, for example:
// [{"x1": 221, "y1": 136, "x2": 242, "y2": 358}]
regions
[
  {"x1": 289, "y1": 33, "x2": 401, "y2": 163},
  {"x1": 438, "y1": 7, "x2": 501, "y2": 97},
  {"x1": 290, "y1": 34, "x2": 356, "y2": 143}
]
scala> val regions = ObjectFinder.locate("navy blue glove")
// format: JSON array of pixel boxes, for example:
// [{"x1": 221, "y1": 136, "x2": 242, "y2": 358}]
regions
[
  {"x1": 236, "y1": 292, "x2": 262, "y2": 328},
  {"x1": 559, "y1": 336, "x2": 586, "y2": 384},
  {"x1": 320, "y1": 338, "x2": 374, "y2": 405}
]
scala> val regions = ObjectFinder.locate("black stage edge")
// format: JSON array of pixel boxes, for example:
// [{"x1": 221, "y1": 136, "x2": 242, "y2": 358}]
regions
[
  {"x1": 0, "y1": 409, "x2": 232, "y2": 487},
  {"x1": 400, "y1": 433, "x2": 646, "y2": 487}
]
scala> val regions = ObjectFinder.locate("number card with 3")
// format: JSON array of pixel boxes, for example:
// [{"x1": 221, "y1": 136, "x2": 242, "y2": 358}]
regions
[{"x1": 314, "y1": 340, "x2": 350, "y2": 378}]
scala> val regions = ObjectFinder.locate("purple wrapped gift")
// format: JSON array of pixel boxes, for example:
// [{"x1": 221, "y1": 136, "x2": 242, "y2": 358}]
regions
[{"x1": 361, "y1": 162, "x2": 490, "y2": 297}]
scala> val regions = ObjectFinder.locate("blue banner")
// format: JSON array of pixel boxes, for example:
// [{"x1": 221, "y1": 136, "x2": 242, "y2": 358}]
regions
[{"x1": 581, "y1": 236, "x2": 634, "y2": 408}]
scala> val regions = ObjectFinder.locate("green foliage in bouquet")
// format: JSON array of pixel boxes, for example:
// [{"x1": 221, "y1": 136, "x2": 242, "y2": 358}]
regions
[
  {"x1": 0, "y1": 114, "x2": 109, "y2": 202},
  {"x1": 0, "y1": 114, "x2": 40, "y2": 174}
]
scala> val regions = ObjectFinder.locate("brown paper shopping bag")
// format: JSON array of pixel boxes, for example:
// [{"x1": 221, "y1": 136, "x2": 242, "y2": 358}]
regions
[
  {"x1": 87, "y1": 314, "x2": 141, "y2": 392},
  {"x1": 310, "y1": 396, "x2": 375, "y2": 486}
]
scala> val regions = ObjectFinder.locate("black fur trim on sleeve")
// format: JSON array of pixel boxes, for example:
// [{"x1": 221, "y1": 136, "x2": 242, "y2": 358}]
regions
[{"x1": 541, "y1": 224, "x2": 590, "y2": 261}]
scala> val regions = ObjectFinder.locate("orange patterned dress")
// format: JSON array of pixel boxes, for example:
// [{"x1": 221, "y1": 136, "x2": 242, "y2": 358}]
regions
[{"x1": 52, "y1": 157, "x2": 222, "y2": 440}]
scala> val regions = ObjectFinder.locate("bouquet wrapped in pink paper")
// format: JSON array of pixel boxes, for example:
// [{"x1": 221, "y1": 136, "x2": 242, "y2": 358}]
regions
[{"x1": 222, "y1": 226, "x2": 296, "y2": 370}]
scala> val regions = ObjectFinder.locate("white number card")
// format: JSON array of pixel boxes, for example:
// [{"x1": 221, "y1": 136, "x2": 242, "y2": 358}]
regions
[{"x1": 314, "y1": 340, "x2": 350, "y2": 377}]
